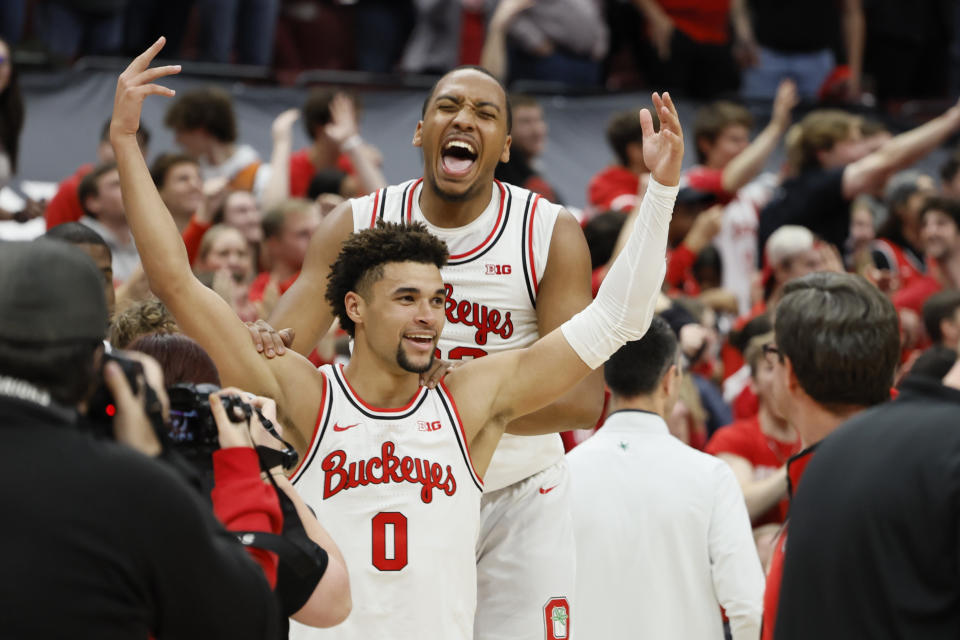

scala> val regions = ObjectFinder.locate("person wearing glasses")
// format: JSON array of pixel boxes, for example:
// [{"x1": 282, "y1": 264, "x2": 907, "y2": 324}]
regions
[{"x1": 757, "y1": 271, "x2": 900, "y2": 640}]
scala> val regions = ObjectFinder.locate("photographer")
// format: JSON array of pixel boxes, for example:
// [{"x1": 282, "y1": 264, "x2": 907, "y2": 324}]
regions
[
  {"x1": 0, "y1": 240, "x2": 280, "y2": 639},
  {"x1": 128, "y1": 332, "x2": 351, "y2": 633}
]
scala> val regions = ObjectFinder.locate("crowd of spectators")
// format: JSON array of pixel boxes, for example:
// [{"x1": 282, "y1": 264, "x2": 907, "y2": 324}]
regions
[{"x1": 2, "y1": 2, "x2": 960, "y2": 639}]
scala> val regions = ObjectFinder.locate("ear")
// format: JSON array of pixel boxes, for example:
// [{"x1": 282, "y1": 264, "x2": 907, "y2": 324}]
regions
[
  {"x1": 412, "y1": 121, "x2": 424, "y2": 148},
  {"x1": 783, "y1": 356, "x2": 800, "y2": 394},
  {"x1": 500, "y1": 134, "x2": 512, "y2": 164},
  {"x1": 662, "y1": 363, "x2": 680, "y2": 399},
  {"x1": 345, "y1": 291, "x2": 366, "y2": 331}
]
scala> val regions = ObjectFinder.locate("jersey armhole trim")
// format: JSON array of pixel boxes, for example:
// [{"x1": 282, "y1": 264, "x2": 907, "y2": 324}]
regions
[
  {"x1": 520, "y1": 191, "x2": 538, "y2": 308},
  {"x1": 437, "y1": 381, "x2": 484, "y2": 491},
  {"x1": 289, "y1": 371, "x2": 332, "y2": 484},
  {"x1": 368, "y1": 188, "x2": 383, "y2": 228}
]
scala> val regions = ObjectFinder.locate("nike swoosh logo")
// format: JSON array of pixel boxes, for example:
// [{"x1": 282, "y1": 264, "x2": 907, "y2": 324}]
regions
[
  {"x1": 333, "y1": 423, "x2": 360, "y2": 432},
  {"x1": 539, "y1": 485, "x2": 557, "y2": 495}
]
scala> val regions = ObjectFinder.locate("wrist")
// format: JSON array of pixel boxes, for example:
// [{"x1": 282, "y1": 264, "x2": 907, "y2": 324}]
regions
[{"x1": 341, "y1": 134, "x2": 363, "y2": 152}]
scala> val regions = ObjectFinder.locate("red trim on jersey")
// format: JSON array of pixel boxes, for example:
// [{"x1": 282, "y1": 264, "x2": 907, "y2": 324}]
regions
[
  {"x1": 337, "y1": 363, "x2": 427, "y2": 414},
  {"x1": 404, "y1": 178, "x2": 423, "y2": 223},
  {"x1": 438, "y1": 380, "x2": 484, "y2": 486},
  {"x1": 528, "y1": 194, "x2": 542, "y2": 295},
  {"x1": 447, "y1": 181, "x2": 507, "y2": 260},
  {"x1": 288, "y1": 371, "x2": 329, "y2": 481},
  {"x1": 369, "y1": 189, "x2": 382, "y2": 228}
]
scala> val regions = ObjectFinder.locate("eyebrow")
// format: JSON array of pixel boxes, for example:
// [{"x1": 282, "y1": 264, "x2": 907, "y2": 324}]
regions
[
  {"x1": 434, "y1": 94, "x2": 502, "y2": 113},
  {"x1": 392, "y1": 287, "x2": 447, "y2": 296}
]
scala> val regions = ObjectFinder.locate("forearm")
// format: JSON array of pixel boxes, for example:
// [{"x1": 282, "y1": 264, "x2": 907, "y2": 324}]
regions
[
  {"x1": 480, "y1": 18, "x2": 510, "y2": 81},
  {"x1": 842, "y1": 1, "x2": 865, "y2": 86},
  {"x1": 561, "y1": 179, "x2": 677, "y2": 369},
  {"x1": 729, "y1": 0, "x2": 754, "y2": 44},
  {"x1": 721, "y1": 122, "x2": 784, "y2": 193},
  {"x1": 880, "y1": 107, "x2": 960, "y2": 171},
  {"x1": 633, "y1": 0, "x2": 667, "y2": 21},
  {"x1": 505, "y1": 369, "x2": 604, "y2": 435},
  {"x1": 741, "y1": 468, "x2": 787, "y2": 521},
  {"x1": 344, "y1": 141, "x2": 386, "y2": 195},
  {"x1": 261, "y1": 137, "x2": 293, "y2": 212},
  {"x1": 112, "y1": 135, "x2": 194, "y2": 294}
]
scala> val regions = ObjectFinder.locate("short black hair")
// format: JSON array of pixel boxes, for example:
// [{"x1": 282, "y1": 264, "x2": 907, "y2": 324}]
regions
[
  {"x1": 604, "y1": 316, "x2": 678, "y2": 398},
  {"x1": 421, "y1": 66, "x2": 512, "y2": 133},
  {"x1": 922, "y1": 290, "x2": 960, "y2": 344},
  {"x1": 776, "y1": 272, "x2": 899, "y2": 410},
  {"x1": 302, "y1": 88, "x2": 358, "y2": 140},
  {"x1": 150, "y1": 152, "x2": 199, "y2": 188},
  {"x1": 582, "y1": 211, "x2": 627, "y2": 270},
  {"x1": 0, "y1": 338, "x2": 101, "y2": 406},
  {"x1": 606, "y1": 109, "x2": 656, "y2": 167},
  {"x1": 903, "y1": 345, "x2": 958, "y2": 383},
  {"x1": 163, "y1": 87, "x2": 237, "y2": 143},
  {"x1": 44, "y1": 222, "x2": 109, "y2": 249},
  {"x1": 919, "y1": 196, "x2": 960, "y2": 229},
  {"x1": 326, "y1": 221, "x2": 449, "y2": 338},
  {"x1": 308, "y1": 169, "x2": 348, "y2": 200},
  {"x1": 77, "y1": 162, "x2": 119, "y2": 218}
]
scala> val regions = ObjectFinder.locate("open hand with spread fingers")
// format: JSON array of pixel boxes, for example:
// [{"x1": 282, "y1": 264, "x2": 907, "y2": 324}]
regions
[
  {"x1": 640, "y1": 92, "x2": 684, "y2": 187},
  {"x1": 109, "y1": 37, "x2": 181, "y2": 143}
]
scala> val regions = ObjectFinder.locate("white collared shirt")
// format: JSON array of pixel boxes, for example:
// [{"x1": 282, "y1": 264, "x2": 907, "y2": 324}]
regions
[{"x1": 567, "y1": 410, "x2": 764, "y2": 640}]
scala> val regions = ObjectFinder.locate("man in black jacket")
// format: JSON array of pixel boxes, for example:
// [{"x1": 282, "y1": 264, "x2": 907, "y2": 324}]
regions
[{"x1": 0, "y1": 240, "x2": 278, "y2": 639}]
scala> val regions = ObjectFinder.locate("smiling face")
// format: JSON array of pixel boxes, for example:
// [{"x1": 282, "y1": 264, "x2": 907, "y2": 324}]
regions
[
  {"x1": 159, "y1": 161, "x2": 203, "y2": 220},
  {"x1": 922, "y1": 209, "x2": 960, "y2": 261},
  {"x1": 414, "y1": 69, "x2": 512, "y2": 203},
  {"x1": 350, "y1": 261, "x2": 446, "y2": 374}
]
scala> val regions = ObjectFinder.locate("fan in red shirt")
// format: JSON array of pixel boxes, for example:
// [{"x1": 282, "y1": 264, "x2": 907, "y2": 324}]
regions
[
  {"x1": 249, "y1": 199, "x2": 320, "y2": 306},
  {"x1": 45, "y1": 120, "x2": 150, "y2": 230},
  {"x1": 893, "y1": 197, "x2": 960, "y2": 315},
  {"x1": 759, "y1": 272, "x2": 900, "y2": 640},
  {"x1": 706, "y1": 333, "x2": 799, "y2": 532},
  {"x1": 587, "y1": 109, "x2": 654, "y2": 215}
]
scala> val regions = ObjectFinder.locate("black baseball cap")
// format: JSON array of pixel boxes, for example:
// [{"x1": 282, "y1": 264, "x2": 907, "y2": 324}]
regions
[{"x1": 0, "y1": 240, "x2": 108, "y2": 343}]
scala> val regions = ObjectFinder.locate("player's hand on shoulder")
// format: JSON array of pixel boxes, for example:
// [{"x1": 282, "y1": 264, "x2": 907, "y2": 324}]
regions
[
  {"x1": 419, "y1": 358, "x2": 462, "y2": 390},
  {"x1": 245, "y1": 319, "x2": 295, "y2": 358}
]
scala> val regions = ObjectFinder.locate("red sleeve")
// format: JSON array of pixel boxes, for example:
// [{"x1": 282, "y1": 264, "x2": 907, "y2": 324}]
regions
[
  {"x1": 684, "y1": 166, "x2": 735, "y2": 203},
  {"x1": 666, "y1": 244, "x2": 697, "y2": 289},
  {"x1": 289, "y1": 150, "x2": 314, "y2": 198},
  {"x1": 210, "y1": 448, "x2": 282, "y2": 589},
  {"x1": 181, "y1": 216, "x2": 212, "y2": 266},
  {"x1": 704, "y1": 422, "x2": 754, "y2": 458},
  {"x1": 892, "y1": 276, "x2": 942, "y2": 314},
  {"x1": 44, "y1": 171, "x2": 87, "y2": 230}
]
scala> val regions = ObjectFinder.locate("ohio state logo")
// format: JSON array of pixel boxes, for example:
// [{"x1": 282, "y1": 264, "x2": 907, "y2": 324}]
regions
[
  {"x1": 543, "y1": 597, "x2": 570, "y2": 640},
  {"x1": 444, "y1": 283, "x2": 513, "y2": 345},
  {"x1": 321, "y1": 441, "x2": 457, "y2": 504}
]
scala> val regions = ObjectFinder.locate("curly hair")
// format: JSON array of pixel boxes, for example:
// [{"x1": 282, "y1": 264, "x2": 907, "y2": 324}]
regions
[
  {"x1": 163, "y1": 87, "x2": 237, "y2": 143},
  {"x1": 109, "y1": 299, "x2": 179, "y2": 349},
  {"x1": 326, "y1": 221, "x2": 449, "y2": 337}
]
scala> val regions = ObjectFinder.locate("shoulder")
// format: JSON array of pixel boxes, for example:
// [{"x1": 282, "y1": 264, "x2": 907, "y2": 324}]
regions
[{"x1": 705, "y1": 419, "x2": 759, "y2": 455}]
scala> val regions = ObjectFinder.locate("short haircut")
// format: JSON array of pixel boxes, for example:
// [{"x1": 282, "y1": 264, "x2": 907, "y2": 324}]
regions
[
  {"x1": 0, "y1": 338, "x2": 100, "y2": 406},
  {"x1": 905, "y1": 345, "x2": 958, "y2": 382},
  {"x1": 262, "y1": 198, "x2": 314, "y2": 240},
  {"x1": 150, "y1": 152, "x2": 199, "y2": 188},
  {"x1": 606, "y1": 109, "x2": 657, "y2": 167},
  {"x1": 100, "y1": 117, "x2": 150, "y2": 149},
  {"x1": 421, "y1": 66, "x2": 512, "y2": 133},
  {"x1": 604, "y1": 316, "x2": 678, "y2": 397},
  {"x1": 787, "y1": 110, "x2": 860, "y2": 173},
  {"x1": 44, "y1": 222, "x2": 110, "y2": 249},
  {"x1": 302, "y1": 88, "x2": 357, "y2": 140},
  {"x1": 728, "y1": 313, "x2": 773, "y2": 354},
  {"x1": 77, "y1": 162, "x2": 119, "y2": 218},
  {"x1": 693, "y1": 101, "x2": 753, "y2": 164},
  {"x1": 326, "y1": 221, "x2": 449, "y2": 338},
  {"x1": 776, "y1": 272, "x2": 899, "y2": 409},
  {"x1": 922, "y1": 290, "x2": 960, "y2": 343},
  {"x1": 307, "y1": 169, "x2": 348, "y2": 200},
  {"x1": 919, "y1": 196, "x2": 960, "y2": 229},
  {"x1": 940, "y1": 149, "x2": 960, "y2": 185},
  {"x1": 109, "y1": 299, "x2": 179, "y2": 349},
  {"x1": 128, "y1": 332, "x2": 220, "y2": 386},
  {"x1": 582, "y1": 210, "x2": 627, "y2": 270},
  {"x1": 163, "y1": 87, "x2": 237, "y2": 143}
]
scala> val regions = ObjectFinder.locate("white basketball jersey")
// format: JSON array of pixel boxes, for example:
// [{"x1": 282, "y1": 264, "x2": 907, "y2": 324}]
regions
[
  {"x1": 289, "y1": 364, "x2": 483, "y2": 640},
  {"x1": 351, "y1": 178, "x2": 566, "y2": 491}
]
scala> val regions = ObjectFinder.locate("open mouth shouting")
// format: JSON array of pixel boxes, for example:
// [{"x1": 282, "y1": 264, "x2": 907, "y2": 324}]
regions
[{"x1": 440, "y1": 138, "x2": 479, "y2": 179}]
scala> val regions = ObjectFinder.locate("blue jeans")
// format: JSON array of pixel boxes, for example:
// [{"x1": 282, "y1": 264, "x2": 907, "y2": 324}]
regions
[
  {"x1": 741, "y1": 46, "x2": 835, "y2": 100},
  {"x1": 198, "y1": 0, "x2": 280, "y2": 66}
]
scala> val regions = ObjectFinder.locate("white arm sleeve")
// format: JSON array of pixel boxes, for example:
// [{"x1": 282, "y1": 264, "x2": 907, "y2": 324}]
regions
[{"x1": 560, "y1": 178, "x2": 677, "y2": 369}]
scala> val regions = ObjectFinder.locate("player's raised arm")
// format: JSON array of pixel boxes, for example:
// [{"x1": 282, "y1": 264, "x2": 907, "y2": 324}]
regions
[
  {"x1": 110, "y1": 39, "x2": 322, "y2": 450},
  {"x1": 449, "y1": 92, "x2": 683, "y2": 433}
]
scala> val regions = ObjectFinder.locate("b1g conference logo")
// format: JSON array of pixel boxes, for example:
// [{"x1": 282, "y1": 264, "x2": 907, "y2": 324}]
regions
[{"x1": 543, "y1": 597, "x2": 570, "y2": 640}]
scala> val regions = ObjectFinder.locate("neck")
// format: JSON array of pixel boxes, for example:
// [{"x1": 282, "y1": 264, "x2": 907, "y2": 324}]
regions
[
  {"x1": 789, "y1": 398, "x2": 863, "y2": 447},
  {"x1": 757, "y1": 402, "x2": 794, "y2": 441},
  {"x1": 608, "y1": 394, "x2": 664, "y2": 419},
  {"x1": 418, "y1": 179, "x2": 494, "y2": 228},
  {"x1": 207, "y1": 141, "x2": 235, "y2": 166},
  {"x1": 342, "y1": 342, "x2": 422, "y2": 408},
  {"x1": 270, "y1": 260, "x2": 299, "y2": 283},
  {"x1": 309, "y1": 138, "x2": 340, "y2": 168},
  {"x1": 938, "y1": 250, "x2": 960, "y2": 288}
]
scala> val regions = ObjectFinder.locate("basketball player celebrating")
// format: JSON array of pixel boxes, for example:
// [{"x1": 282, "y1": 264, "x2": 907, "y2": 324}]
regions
[
  {"x1": 112, "y1": 39, "x2": 682, "y2": 639},
  {"x1": 262, "y1": 45, "x2": 605, "y2": 640}
]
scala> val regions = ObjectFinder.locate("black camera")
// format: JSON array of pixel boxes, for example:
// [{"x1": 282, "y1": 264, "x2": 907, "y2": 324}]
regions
[{"x1": 84, "y1": 353, "x2": 145, "y2": 438}]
